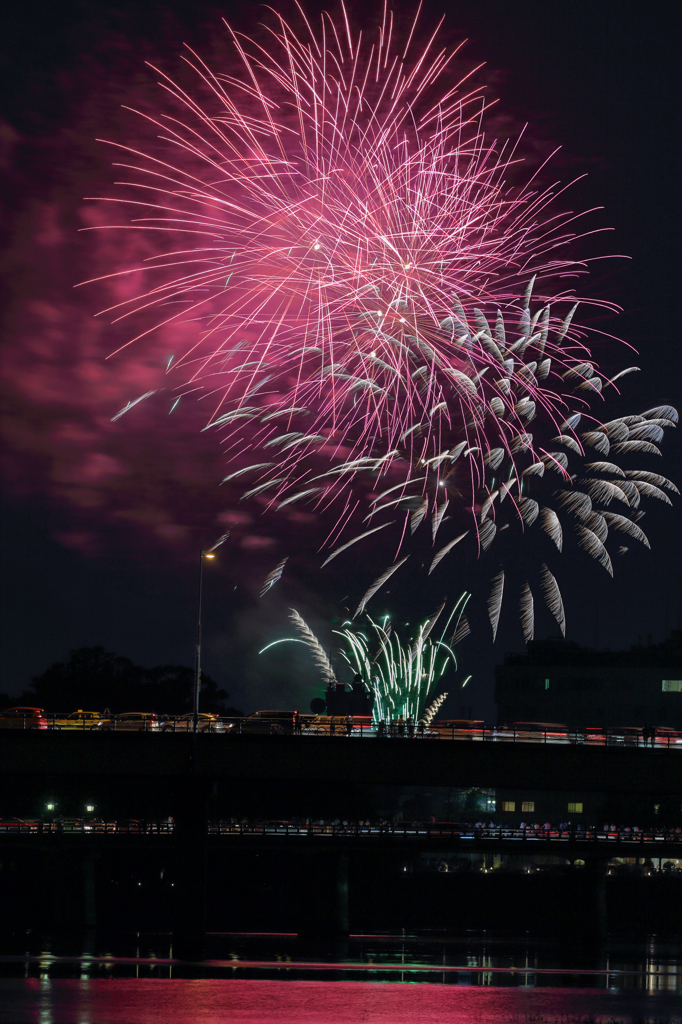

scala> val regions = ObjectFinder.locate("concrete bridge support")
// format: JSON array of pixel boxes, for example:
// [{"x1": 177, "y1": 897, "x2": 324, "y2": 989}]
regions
[
  {"x1": 562, "y1": 856, "x2": 608, "y2": 945},
  {"x1": 172, "y1": 780, "x2": 209, "y2": 959},
  {"x1": 296, "y1": 850, "x2": 350, "y2": 938},
  {"x1": 43, "y1": 850, "x2": 98, "y2": 934},
  {"x1": 83, "y1": 855, "x2": 97, "y2": 931}
]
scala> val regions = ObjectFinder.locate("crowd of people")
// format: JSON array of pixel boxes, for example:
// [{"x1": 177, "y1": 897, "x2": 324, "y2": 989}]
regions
[{"x1": 216, "y1": 817, "x2": 682, "y2": 837}]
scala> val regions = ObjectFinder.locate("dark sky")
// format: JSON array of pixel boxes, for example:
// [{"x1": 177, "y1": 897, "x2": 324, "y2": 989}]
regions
[{"x1": 1, "y1": 0, "x2": 680, "y2": 717}]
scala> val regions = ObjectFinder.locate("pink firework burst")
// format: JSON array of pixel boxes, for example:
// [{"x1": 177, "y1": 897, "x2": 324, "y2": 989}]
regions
[{"x1": 84, "y1": 3, "x2": 676, "y2": 638}]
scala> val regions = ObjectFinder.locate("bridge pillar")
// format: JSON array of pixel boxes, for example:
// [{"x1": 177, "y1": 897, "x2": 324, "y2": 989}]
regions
[
  {"x1": 563, "y1": 856, "x2": 608, "y2": 943},
  {"x1": 297, "y1": 850, "x2": 350, "y2": 938},
  {"x1": 585, "y1": 856, "x2": 608, "y2": 940},
  {"x1": 83, "y1": 855, "x2": 97, "y2": 930},
  {"x1": 42, "y1": 850, "x2": 97, "y2": 934},
  {"x1": 172, "y1": 780, "x2": 208, "y2": 959}
]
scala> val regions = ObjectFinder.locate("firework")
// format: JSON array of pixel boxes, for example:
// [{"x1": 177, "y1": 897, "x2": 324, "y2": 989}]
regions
[
  {"x1": 260, "y1": 598, "x2": 468, "y2": 721},
  {"x1": 90, "y1": 5, "x2": 676, "y2": 637},
  {"x1": 420, "y1": 692, "x2": 448, "y2": 727},
  {"x1": 335, "y1": 596, "x2": 469, "y2": 722}
]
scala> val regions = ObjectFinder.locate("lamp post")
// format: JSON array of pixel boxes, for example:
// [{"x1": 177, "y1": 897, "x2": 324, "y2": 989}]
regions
[{"x1": 193, "y1": 534, "x2": 228, "y2": 734}]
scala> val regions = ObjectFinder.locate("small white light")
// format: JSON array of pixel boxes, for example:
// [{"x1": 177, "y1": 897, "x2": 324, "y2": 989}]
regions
[
  {"x1": 313, "y1": 244, "x2": 321, "y2": 250},
  {"x1": 86, "y1": 805, "x2": 94, "y2": 813},
  {"x1": 370, "y1": 351, "x2": 376, "y2": 357},
  {"x1": 46, "y1": 803, "x2": 55, "y2": 811}
]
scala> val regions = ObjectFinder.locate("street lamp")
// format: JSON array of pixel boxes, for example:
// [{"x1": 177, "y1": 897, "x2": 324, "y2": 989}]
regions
[{"x1": 193, "y1": 534, "x2": 228, "y2": 733}]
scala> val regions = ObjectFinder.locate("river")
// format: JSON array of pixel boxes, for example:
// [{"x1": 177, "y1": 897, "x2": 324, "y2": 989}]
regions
[{"x1": 1, "y1": 932, "x2": 682, "y2": 1022}]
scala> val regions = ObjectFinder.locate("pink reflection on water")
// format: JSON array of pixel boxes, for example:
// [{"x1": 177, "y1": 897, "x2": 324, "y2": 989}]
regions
[{"x1": 5, "y1": 979, "x2": 680, "y2": 1024}]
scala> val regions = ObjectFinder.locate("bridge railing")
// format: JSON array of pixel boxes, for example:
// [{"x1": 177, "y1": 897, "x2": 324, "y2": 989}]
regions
[
  {"x1": 4, "y1": 715, "x2": 682, "y2": 749},
  {"x1": 204, "y1": 821, "x2": 682, "y2": 847},
  {"x1": 0, "y1": 819, "x2": 174, "y2": 835},
  {"x1": 2, "y1": 819, "x2": 682, "y2": 846}
]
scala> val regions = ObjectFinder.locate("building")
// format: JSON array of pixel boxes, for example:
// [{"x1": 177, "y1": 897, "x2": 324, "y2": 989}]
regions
[
  {"x1": 493, "y1": 632, "x2": 682, "y2": 825},
  {"x1": 495, "y1": 632, "x2": 682, "y2": 730}
]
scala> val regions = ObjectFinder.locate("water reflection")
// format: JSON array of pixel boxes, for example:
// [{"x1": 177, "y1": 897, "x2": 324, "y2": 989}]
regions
[
  {"x1": 0, "y1": 977, "x2": 681, "y2": 1024},
  {"x1": 2, "y1": 931, "x2": 682, "y2": 992}
]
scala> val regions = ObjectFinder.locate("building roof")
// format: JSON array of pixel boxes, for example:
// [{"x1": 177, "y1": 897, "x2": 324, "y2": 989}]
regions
[{"x1": 502, "y1": 632, "x2": 682, "y2": 669}]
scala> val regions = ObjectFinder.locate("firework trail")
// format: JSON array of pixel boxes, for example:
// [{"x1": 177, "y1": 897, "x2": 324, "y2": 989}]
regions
[
  {"x1": 89, "y1": 4, "x2": 676, "y2": 636},
  {"x1": 259, "y1": 607, "x2": 337, "y2": 685},
  {"x1": 260, "y1": 556, "x2": 288, "y2": 597},
  {"x1": 420, "y1": 691, "x2": 448, "y2": 727},
  {"x1": 288, "y1": 608, "x2": 337, "y2": 684}
]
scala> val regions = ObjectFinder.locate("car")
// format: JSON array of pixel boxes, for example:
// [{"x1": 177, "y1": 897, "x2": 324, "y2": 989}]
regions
[
  {"x1": 305, "y1": 715, "x2": 373, "y2": 735},
  {"x1": 510, "y1": 722, "x2": 570, "y2": 743},
  {"x1": 99, "y1": 713, "x2": 160, "y2": 732},
  {"x1": 237, "y1": 710, "x2": 299, "y2": 734},
  {"x1": 582, "y1": 726, "x2": 607, "y2": 745},
  {"x1": 0, "y1": 707, "x2": 48, "y2": 730},
  {"x1": 53, "y1": 817, "x2": 87, "y2": 832},
  {"x1": 51, "y1": 817, "x2": 111, "y2": 833},
  {"x1": 430, "y1": 719, "x2": 485, "y2": 740},
  {"x1": 160, "y1": 713, "x2": 227, "y2": 733},
  {"x1": 82, "y1": 819, "x2": 113, "y2": 833},
  {"x1": 653, "y1": 727, "x2": 682, "y2": 747},
  {"x1": 114, "y1": 819, "x2": 173, "y2": 834},
  {"x1": 606, "y1": 726, "x2": 646, "y2": 746},
  {"x1": 0, "y1": 818, "x2": 41, "y2": 832},
  {"x1": 50, "y1": 710, "x2": 109, "y2": 731}
]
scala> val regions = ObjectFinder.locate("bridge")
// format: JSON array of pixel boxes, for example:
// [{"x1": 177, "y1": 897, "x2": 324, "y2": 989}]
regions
[
  {"x1": 1, "y1": 732, "x2": 681, "y2": 952},
  {"x1": 2, "y1": 730, "x2": 682, "y2": 796}
]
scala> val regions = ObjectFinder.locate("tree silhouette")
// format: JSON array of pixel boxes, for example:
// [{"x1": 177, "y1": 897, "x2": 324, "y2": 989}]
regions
[{"x1": 19, "y1": 647, "x2": 241, "y2": 715}]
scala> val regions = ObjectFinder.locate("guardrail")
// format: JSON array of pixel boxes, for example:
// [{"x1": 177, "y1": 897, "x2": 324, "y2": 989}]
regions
[
  {"x1": 1, "y1": 819, "x2": 682, "y2": 847},
  {"x1": 0, "y1": 819, "x2": 173, "y2": 834},
  {"x1": 2, "y1": 714, "x2": 682, "y2": 749},
  {"x1": 207, "y1": 821, "x2": 682, "y2": 846}
]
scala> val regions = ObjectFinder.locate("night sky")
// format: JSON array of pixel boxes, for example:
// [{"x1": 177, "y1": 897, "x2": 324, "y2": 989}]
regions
[{"x1": 1, "y1": 0, "x2": 680, "y2": 719}]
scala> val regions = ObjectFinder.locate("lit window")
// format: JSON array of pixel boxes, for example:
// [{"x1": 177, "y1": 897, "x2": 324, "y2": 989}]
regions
[
  {"x1": 545, "y1": 678, "x2": 550, "y2": 690},
  {"x1": 502, "y1": 801, "x2": 516, "y2": 812},
  {"x1": 522, "y1": 801, "x2": 535, "y2": 813},
  {"x1": 662, "y1": 680, "x2": 682, "y2": 692},
  {"x1": 567, "y1": 802, "x2": 583, "y2": 814}
]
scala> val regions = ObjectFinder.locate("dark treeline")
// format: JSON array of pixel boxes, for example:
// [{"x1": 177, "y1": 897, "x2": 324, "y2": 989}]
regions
[{"x1": 2, "y1": 646, "x2": 242, "y2": 715}]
